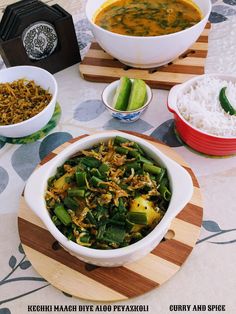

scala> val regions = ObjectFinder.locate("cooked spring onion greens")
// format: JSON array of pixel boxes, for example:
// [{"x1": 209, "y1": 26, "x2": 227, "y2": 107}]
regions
[{"x1": 45, "y1": 136, "x2": 172, "y2": 249}]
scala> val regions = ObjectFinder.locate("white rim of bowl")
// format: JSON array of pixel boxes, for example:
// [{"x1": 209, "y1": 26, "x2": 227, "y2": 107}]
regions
[{"x1": 0, "y1": 66, "x2": 58, "y2": 129}]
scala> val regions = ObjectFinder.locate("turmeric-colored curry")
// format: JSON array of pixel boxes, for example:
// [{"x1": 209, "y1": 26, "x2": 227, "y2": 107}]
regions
[{"x1": 94, "y1": 0, "x2": 202, "y2": 36}]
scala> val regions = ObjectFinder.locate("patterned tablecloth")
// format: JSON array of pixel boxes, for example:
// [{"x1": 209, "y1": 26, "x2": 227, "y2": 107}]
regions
[{"x1": 0, "y1": 1, "x2": 236, "y2": 313}]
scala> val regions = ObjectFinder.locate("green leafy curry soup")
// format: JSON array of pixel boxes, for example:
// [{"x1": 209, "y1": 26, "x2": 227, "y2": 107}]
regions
[{"x1": 94, "y1": 0, "x2": 202, "y2": 36}]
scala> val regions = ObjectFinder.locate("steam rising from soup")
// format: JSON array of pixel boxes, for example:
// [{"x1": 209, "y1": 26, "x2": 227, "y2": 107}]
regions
[{"x1": 94, "y1": 0, "x2": 202, "y2": 37}]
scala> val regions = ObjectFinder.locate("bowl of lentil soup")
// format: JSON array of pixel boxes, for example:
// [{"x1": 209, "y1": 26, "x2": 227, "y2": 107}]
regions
[
  {"x1": 0, "y1": 66, "x2": 57, "y2": 138},
  {"x1": 86, "y1": 0, "x2": 211, "y2": 68}
]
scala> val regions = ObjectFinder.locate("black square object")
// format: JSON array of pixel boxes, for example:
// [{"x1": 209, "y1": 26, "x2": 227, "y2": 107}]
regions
[
  {"x1": 2, "y1": 2, "x2": 61, "y2": 61},
  {"x1": 3, "y1": 1, "x2": 46, "y2": 41},
  {"x1": 3, "y1": 3, "x2": 62, "y2": 41},
  {"x1": 1, "y1": 0, "x2": 63, "y2": 61},
  {"x1": 51, "y1": 4, "x2": 71, "y2": 18},
  {"x1": 0, "y1": 0, "x2": 39, "y2": 39},
  {"x1": 0, "y1": 2, "x2": 81, "y2": 74}
]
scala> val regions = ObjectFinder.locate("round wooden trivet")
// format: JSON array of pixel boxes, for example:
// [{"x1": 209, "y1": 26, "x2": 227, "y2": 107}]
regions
[{"x1": 18, "y1": 131, "x2": 203, "y2": 302}]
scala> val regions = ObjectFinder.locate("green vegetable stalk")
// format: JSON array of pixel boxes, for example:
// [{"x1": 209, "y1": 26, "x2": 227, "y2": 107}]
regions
[{"x1": 219, "y1": 87, "x2": 236, "y2": 115}]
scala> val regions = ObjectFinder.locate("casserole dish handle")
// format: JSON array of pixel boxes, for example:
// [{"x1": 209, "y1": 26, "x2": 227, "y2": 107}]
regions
[
  {"x1": 165, "y1": 158, "x2": 194, "y2": 221},
  {"x1": 24, "y1": 164, "x2": 51, "y2": 221}
]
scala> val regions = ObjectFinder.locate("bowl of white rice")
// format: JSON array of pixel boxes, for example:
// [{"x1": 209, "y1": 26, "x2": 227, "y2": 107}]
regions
[{"x1": 167, "y1": 74, "x2": 236, "y2": 156}]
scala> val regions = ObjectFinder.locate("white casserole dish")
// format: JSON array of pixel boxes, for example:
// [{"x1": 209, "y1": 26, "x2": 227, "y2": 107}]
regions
[{"x1": 24, "y1": 131, "x2": 193, "y2": 267}]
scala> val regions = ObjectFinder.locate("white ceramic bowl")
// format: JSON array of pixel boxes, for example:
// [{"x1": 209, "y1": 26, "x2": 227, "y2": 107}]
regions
[
  {"x1": 102, "y1": 79, "x2": 153, "y2": 122},
  {"x1": 86, "y1": 0, "x2": 212, "y2": 68},
  {"x1": 0, "y1": 66, "x2": 58, "y2": 138},
  {"x1": 24, "y1": 131, "x2": 193, "y2": 267}
]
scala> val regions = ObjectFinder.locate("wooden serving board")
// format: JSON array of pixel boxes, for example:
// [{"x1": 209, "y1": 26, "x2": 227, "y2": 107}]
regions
[
  {"x1": 18, "y1": 131, "x2": 203, "y2": 302},
  {"x1": 79, "y1": 23, "x2": 211, "y2": 90}
]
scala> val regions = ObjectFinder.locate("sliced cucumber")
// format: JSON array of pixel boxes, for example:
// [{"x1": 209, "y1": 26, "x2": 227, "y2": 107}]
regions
[
  {"x1": 126, "y1": 79, "x2": 147, "y2": 111},
  {"x1": 112, "y1": 76, "x2": 132, "y2": 111}
]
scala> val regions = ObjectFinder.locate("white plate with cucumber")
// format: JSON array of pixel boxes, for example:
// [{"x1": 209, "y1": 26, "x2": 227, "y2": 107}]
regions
[{"x1": 102, "y1": 76, "x2": 153, "y2": 122}]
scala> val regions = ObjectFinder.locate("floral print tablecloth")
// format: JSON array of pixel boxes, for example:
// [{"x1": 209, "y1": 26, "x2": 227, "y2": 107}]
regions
[{"x1": 0, "y1": 1, "x2": 236, "y2": 314}]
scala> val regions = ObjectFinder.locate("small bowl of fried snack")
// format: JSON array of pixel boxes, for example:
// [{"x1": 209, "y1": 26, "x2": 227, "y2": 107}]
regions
[{"x1": 0, "y1": 66, "x2": 58, "y2": 138}]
